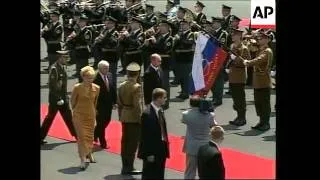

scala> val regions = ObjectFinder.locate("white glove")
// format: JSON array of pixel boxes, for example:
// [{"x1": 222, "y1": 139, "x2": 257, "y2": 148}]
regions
[
  {"x1": 57, "y1": 99, "x2": 64, "y2": 106},
  {"x1": 225, "y1": 69, "x2": 230, "y2": 73},
  {"x1": 271, "y1": 71, "x2": 276, "y2": 77},
  {"x1": 147, "y1": 155, "x2": 155, "y2": 163},
  {"x1": 230, "y1": 54, "x2": 237, "y2": 60}
]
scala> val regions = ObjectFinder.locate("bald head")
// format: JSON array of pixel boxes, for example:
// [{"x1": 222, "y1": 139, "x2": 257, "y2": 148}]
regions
[{"x1": 150, "y1": 53, "x2": 162, "y2": 67}]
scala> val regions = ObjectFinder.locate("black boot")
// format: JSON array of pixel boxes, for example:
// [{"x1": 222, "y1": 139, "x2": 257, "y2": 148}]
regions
[
  {"x1": 127, "y1": 156, "x2": 142, "y2": 175},
  {"x1": 251, "y1": 116, "x2": 264, "y2": 129},
  {"x1": 121, "y1": 156, "x2": 130, "y2": 175},
  {"x1": 256, "y1": 116, "x2": 270, "y2": 131}
]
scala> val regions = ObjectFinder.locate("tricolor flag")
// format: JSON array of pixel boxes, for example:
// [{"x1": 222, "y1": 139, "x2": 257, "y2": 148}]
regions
[{"x1": 189, "y1": 33, "x2": 228, "y2": 96}]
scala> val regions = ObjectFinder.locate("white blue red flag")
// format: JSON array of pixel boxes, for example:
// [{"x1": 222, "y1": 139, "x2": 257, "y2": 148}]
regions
[{"x1": 189, "y1": 33, "x2": 228, "y2": 96}]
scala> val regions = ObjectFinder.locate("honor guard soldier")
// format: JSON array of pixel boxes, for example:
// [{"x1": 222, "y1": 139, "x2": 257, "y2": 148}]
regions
[
  {"x1": 221, "y1": 4, "x2": 232, "y2": 30},
  {"x1": 143, "y1": 4, "x2": 158, "y2": 29},
  {"x1": 117, "y1": 62, "x2": 143, "y2": 175},
  {"x1": 94, "y1": 16, "x2": 119, "y2": 87},
  {"x1": 143, "y1": 20, "x2": 173, "y2": 109},
  {"x1": 194, "y1": 1, "x2": 207, "y2": 25},
  {"x1": 165, "y1": 0, "x2": 176, "y2": 16},
  {"x1": 171, "y1": 6, "x2": 186, "y2": 36},
  {"x1": 41, "y1": 10, "x2": 63, "y2": 71},
  {"x1": 59, "y1": 1, "x2": 74, "y2": 41},
  {"x1": 228, "y1": 29, "x2": 251, "y2": 126},
  {"x1": 65, "y1": 10, "x2": 81, "y2": 66},
  {"x1": 242, "y1": 32, "x2": 273, "y2": 131},
  {"x1": 210, "y1": 17, "x2": 230, "y2": 106},
  {"x1": 66, "y1": 14, "x2": 92, "y2": 82},
  {"x1": 230, "y1": 15, "x2": 241, "y2": 30},
  {"x1": 173, "y1": 19, "x2": 195, "y2": 100},
  {"x1": 41, "y1": 50, "x2": 77, "y2": 145},
  {"x1": 119, "y1": 17, "x2": 145, "y2": 68}
]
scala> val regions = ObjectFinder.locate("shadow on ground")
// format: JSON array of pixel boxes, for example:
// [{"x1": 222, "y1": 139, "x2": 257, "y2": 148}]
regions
[
  {"x1": 262, "y1": 135, "x2": 276, "y2": 141},
  {"x1": 58, "y1": 166, "x2": 82, "y2": 175},
  {"x1": 235, "y1": 129, "x2": 266, "y2": 136},
  {"x1": 41, "y1": 141, "x2": 72, "y2": 150},
  {"x1": 220, "y1": 124, "x2": 242, "y2": 131},
  {"x1": 104, "y1": 174, "x2": 135, "y2": 180}
]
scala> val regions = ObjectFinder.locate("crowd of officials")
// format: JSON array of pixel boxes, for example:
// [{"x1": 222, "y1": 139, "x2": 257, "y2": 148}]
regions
[{"x1": 41, "y1": 0, "x2": 276, "y2": 179}]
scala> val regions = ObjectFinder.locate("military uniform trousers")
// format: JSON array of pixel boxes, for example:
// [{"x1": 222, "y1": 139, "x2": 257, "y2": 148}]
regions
[
  {"x1": 211, "y1": 70, "x2": 225, "y2": 104},
  {"x1": 230, "y1": 83, "x2": 246, "y2": 117},
  {"x1": 176, "y1": 62, "x2": 192, "y2": 95},
  {"x1": 94, "y1": 106, "x2": 112, "y2": 147},
  {"x1": 92, "y1": 44, "x2": 103, "y2": 69},
  {"x1": 125, "y1": 51, "x2": 143, "y2": 68},
  {"x1": 160, "y1": 56, "x2": 171, "y2": 109},
  {"x1": 40, "y1": 101, "x2": 77, "y2": 141},
  {"x1": 254, "y1": 88, "x2": 271, "y2": 124},
  {"x1": 246, "y1": 66, "x2": 253, "y2": 86},
  {"x1": 121, "y1": 122, "x2": 141, "y2": 171}
]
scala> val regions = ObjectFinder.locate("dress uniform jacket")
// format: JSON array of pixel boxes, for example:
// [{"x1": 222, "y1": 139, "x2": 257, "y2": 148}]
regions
[
  {"x1": 173, "y1": 30, "x2": 195, "y2": 63},
  {"x1": 150, "y1": 33, "x2": 173, "y2": 70},
  {"x1": 214, "y1": 28, "x2": 231, "y2": 49},
  {"x1": 246, "y1": 47, "x2": 273, "y2": 89},
  {"x1": 84, "y1": 6, "x2": 106, "y2": 25},
  {"x1": 144, "y1": 13, "x2": 158, "y2": 29},
  {"x1": 117, "y1": 79, "x2": 143, "y2": 123},
  {"x1": 94, "y1": 28, "x2": 119, "y2": 63},
  {"x1": 49, "y1": 62, "x2": 67, "y2": 104},
  {"x1": 222, "y1": 15, "x2": 232, "y2": 30},
  {"x1": 228, "y1": 43, "x2": 251, "y2": 83},
  {"x1": 171, "y1": 18, "x2": 184, "y2": 36},
  {"x1": 195, "y1": 12, "x2": 207, "y2": 25},
  {"x1": 121, "y1": 29, "x2": 145, "y2": 65},
  {"x1": 42, "y1": 22, "x2": 62, "y2": 54},
  {"x1": 67, "y1": 28, "x2": 92, "y2": 59}
]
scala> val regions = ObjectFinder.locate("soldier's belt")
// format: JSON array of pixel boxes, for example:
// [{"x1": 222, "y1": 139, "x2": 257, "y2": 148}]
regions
[
  {"x1": 175, "y1": 49, "x2": 194, "y2": 53},
  {"x1": 159, "y1": 54, "x2": 170, "y2": 58},
  {"x1": 118, "y1": 24, "x2": 127, "y2": 27},
  {"x1": 75, "y1": 46, "x2": 88, "y2": 50},
  {"x1": 125, "y1": 50, "x2": 141, "y2": 55},
  {"x1": 102, "y1": 48, "x2": 117, "y2": 52},
  {"x1": 47, "y1": 40, "x2": 61, "y2": 44}
]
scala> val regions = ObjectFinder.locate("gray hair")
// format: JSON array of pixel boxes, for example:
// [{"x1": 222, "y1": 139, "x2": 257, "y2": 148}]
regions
[{"x1": 98, "y1": 60, "x2": 110, "y2": 70}]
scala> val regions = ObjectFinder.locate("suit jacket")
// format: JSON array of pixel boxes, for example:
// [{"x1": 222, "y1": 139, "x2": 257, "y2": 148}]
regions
[
  {"x1": 138, "y1": 105, "x2": 170, "y2": 160},
  {"x1": 181, "y1": 108, "x2": 216, "y2": 156},
  {"x1": 197, "y1": 141, "x2": 225, "y2": 180},
  {"x1": 93, "y1": 72, "x2": 117, "y2": 113},
  {"x1": 143, "y1": 66, "x2": 163, "y2": 105}
]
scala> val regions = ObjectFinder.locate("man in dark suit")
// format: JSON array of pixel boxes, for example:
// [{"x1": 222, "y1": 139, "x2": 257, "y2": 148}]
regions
[
  {"x1": 138, "y1": 88, "x2": 170, "y2": 180},
  {"x1": 143, "y1": 54, "x2": 164, "y2": 105},
  {"x1": 197, "y1": 126, "x2": 226, "y2": 180},
  {"x1": 93, "y1": 60, "x2": 117, "y2": 149}
]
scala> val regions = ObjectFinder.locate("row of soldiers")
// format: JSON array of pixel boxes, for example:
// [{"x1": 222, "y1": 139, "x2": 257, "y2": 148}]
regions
[{"x1": 41, "y1": 0, "x2": 276, "y2": 127}]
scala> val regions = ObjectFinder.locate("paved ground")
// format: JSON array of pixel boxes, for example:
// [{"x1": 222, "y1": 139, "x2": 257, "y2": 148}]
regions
[{"x1": 41, "y1": 1, "x2": 274, "y2": 179}]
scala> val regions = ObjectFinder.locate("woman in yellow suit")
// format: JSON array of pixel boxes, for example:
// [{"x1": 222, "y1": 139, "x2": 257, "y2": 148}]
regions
[{"x1": 70, "y1": 66, "x2": 100, "y2": 170}]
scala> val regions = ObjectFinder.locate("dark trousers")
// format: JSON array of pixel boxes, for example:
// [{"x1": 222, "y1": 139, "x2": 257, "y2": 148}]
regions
[
  {"x1": 109, "y1": 61, "x2": 118, "y2": 89},
  {"x1": 121, "y1": 123, "x2": 141, "y2": 171},
  {"x1": 162, "y1": 68, "x2": 170, "y2": 108},
  {"x1": 230, "y1": 83, "x2": 246, "y2": 116},
  {"x1": 125, "y1": 53, "x2": 143, "y2": 68},
  {"x1": 48, "y1": 53, "x2": 58, "y2": 67},
  {"x1": 176, "y1": 62, "x2": 192, "y2": 95},
  {"x1": 170, "y1": 54, "x2": 178, "y2": 82},
  {"x1": 254, "y1": 88, "x2": 271, "y2": 124},
  {"x1": 76, "y1": 58, "x2": 89, "y2": 82},
  {"x1": 142, "y1": 52, "x2": 151, "y2": 73},
  {"x1": 142, "y1": 141, "x2": 167, "y2": 180},
  {"x1": 92, "y1": 45, "x2": 103, "y2": 69},
  {"x1": 94, "y1": 107, "x2": 112, "y2": 146},
  {"x1": 211, "y1": 70, "x2": 225, "y2": 104},
  {"x1": 40, "y1": 102, "x2": 76, "y2": 140},
  {"x1": 246, "y1": 67, "x2": 253, "y2": 85}
]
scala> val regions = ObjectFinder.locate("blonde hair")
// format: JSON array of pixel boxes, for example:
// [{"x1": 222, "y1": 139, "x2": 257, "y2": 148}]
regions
[
  {"x1": 80, "y1": 66, "x2": 95, "y2": 78},
  {"x1": 210, "y1": 126, "x2": 225, "y2": 140}
]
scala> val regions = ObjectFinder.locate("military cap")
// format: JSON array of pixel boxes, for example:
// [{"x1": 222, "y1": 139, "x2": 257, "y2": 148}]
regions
[
  {"x1": 56, "y1": 50, "x2": 69, "y2": 55},
  {"x1": 131, "y1": 17, "x2": 144, "y2": 24},
  {"x1": 178, "y1": 7, "x2": 187, "y2": 13},
  {"x1": 258, "y1": 32, "x2": 272, "y2": 39},
  {"x1": 145, "y1": 4, "x2": 155, "y2": 9},
  {"x1": 126, "y1": 62, "x2": 141, "y2": 71},
  {"x1": 211, "y1": 17, "x2": 224, "y2": 23},
  {"x1": 49, "y1": 10, "x2": 60, "y2": 16},
  {"x1": 104, "y1": 16, "x2": 118, "y2": 23},
  {"x1": 196, "y1": 1, "x2": 205, "y2": 8},
  {"x1": 79, "y1": 14, "x2": 89, "y2": 20},
  {"x1": 231, "y1": 28, "x2": 244, "y2": 35},
  {"x1": 158, "y1": 12, "x2": 167, "y2": 20},
  {"x1": 232, "y1": 15, "x2": 241, "y2": 22},
  {"x1": 222, "y1": 4, "x2": 232, "y2": 10},
  {"x1": 167, "y1": 0, "x2": 175, "y2": 5}
]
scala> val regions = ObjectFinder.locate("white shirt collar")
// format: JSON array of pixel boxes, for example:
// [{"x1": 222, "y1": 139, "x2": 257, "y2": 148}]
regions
[
  {"x1": 151, "y1": 102, "x2": 161, "y2": 117},
  {"x1": 150, "y1": 64, "x2": 158, "y2": 71}
]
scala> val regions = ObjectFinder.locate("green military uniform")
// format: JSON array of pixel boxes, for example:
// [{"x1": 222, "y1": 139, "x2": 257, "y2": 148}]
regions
[
  {"x1": 117, "y1": 62, "x2": 143, "y2": 175},
  {"x1": 40, "y1": 50, "x2": 77, "y2": 144},
  {"x1": 246, "y1": 33, "x2": 273, "y2": 131},
  {"x1": 228, "y1": 32, "x2": 251, "y2": 126}
]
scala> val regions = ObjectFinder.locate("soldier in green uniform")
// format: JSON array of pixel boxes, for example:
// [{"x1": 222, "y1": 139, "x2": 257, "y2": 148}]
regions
[
  {"x1": 117, "y1": 62, "x2": 143, "y2": 175},
  {"x1": 210, "y1": 17, "x2": 230, "y2": 106},
  {"x1": 40, "y1": 50, "x2": 77, "y2": 145},
  {"x1": 228, "y1": 29, "x2": 251, "y2": 126},
  {"x1": 242, "y1": 32, "x2": 273, "y2": 131}
]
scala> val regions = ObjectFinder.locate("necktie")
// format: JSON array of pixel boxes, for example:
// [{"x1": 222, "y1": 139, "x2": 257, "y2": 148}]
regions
[
  {"x1": 157, "y1": 69, "x2": 161, "y2": 78},
  {"x1": 158, "y1": 109, "x2": 168, "y2": 142},
  {"x1": 104, "y1": 75, "x2": 109, "y2": 91}
]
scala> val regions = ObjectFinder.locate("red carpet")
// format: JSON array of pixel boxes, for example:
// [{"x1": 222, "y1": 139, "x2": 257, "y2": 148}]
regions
[{"x1": 41, "y1": 104, "x2": 275, "y2": 179}]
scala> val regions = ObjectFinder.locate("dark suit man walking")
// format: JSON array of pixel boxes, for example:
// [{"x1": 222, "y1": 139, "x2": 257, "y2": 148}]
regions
[
  {"x1": 138, "y1": 88, "x2": 170, "y2": 180},
  {"x1": 197, "y1": 126, "x2": 226, "y2": 180},
  {"x1": 93, "y1": 60, "x2": 117, "y2": 149},
  {"x1": 143, "y1": 54, "x2": 164, "y2": 105}
]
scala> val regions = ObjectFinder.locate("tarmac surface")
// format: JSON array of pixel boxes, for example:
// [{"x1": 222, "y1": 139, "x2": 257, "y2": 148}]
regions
[{"x1": 41, "y1": 1, "x2": 274, "y2": 179}]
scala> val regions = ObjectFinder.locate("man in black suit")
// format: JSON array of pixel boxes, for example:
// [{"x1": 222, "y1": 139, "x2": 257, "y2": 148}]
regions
[
  {"x1": 197, "y1": 126, "x2": 226, "y2": 180},
  {"x1": 143, "y1": 54, "x2": 164, "y2": 105},
  {"x1": 93, "y1": 60, "x2": 117, "y2": 149},
  {"x1": 138, "y1": 88, "x2": 170, "y2": 180}
]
